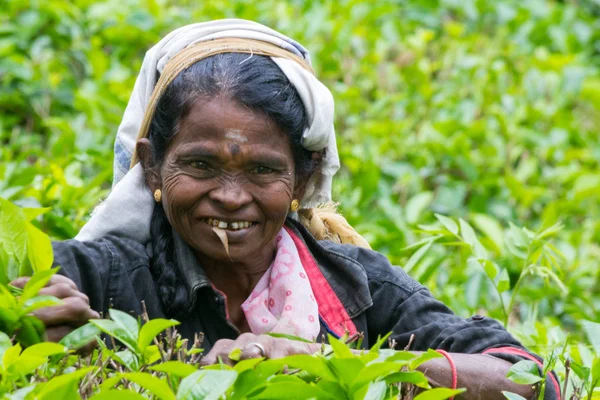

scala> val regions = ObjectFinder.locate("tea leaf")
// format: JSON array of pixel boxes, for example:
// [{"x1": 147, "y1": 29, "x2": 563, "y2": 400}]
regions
[
  {"x1": 150, "y1": 361, "x2": 198, "y2": 378},
  {"x1": 506, "y1": 360, "x2": 543, "y2": 385},
  {"x1": 212, "y1": 227, "x2": 230, "y2": 259},
  {"x1": 177, "y1": 370, "x2": 237, "y2": 400},
  {"x1": 123, "y1": 372, "x2": 176, "y2": 400},
  {"x1": 434, "y1": 214, "x2": 459, "y2": 235},
  {"x1": 414, "y1": 388, "x2": 466, "y2": 400},
  {"x1": 502, "y1": 391, "x2": 528, "y2": 400},
  {"x1": 60, "y1": 322, "x2": 101, "y2": 350},
  {"x1": 138, "y1": 318, "x2": 179, "y2": 353}
]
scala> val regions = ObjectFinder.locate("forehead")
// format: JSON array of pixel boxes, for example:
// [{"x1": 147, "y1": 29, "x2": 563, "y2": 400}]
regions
[{"x1": 171, "y1": 98, "x2": 290, "y2": 149}]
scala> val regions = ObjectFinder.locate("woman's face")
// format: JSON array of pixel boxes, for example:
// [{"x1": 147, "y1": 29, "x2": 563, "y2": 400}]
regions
[{"x1": 154, "y1": 97, "x2": 297, "y2": 264}]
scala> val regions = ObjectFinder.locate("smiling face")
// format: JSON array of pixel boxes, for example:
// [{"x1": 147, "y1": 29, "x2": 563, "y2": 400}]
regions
[{"x1": 144, "y1": 96, "x2": 298, "y2": 264}]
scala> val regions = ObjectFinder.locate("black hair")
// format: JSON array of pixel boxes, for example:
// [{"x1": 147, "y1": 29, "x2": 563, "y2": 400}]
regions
[{"x1": 147, "y1": 53, "x2": 317, "y2": 319}]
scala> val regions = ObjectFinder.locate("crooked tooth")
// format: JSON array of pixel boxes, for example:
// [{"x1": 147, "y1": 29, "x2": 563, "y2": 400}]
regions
[
  {"x1": 231, "y1": 222, "x2": 239, "y2": 229},
  {"x1": 212, "y1": 220, "x2": 218, "y2": 227},
  {"x1": 218, "y1": 221, "x2": 228, "y2": 229}
]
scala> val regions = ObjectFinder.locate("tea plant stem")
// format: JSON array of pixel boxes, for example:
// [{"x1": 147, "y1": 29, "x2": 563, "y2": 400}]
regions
[
  {"x1": 504, "y1": 242, "x2": 535, "y2": 327},
  {"x1": 485, "y1": 274, "x2": 508, "y2": 327},
  {"x1": 504, "y1": 263, "x2": 531, "y2": 328},
  {"x1": 562, "y1": 358, "x2": 570, "y2": 400}
]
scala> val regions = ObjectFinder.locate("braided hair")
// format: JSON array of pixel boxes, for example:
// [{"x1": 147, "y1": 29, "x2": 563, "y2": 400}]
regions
[{"x1": 147, "y1": 53, "x2": 317, "y2": 319}]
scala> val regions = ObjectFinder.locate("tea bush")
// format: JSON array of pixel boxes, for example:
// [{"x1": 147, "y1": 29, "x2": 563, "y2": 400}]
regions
[{"x1": 0, "y1": 0, "x2": 599, "y2": 398}]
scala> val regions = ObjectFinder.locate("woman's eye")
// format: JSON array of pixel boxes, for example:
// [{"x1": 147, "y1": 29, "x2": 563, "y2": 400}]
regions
[
  {"x1": 252, "y1": 166, "x2": 275, "y2": 175},
  {"x1": 190, "y1": 161, "x2": 212, "y2": 171}
]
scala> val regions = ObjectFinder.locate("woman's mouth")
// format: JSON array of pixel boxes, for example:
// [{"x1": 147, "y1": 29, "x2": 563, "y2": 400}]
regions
[{"x1": 203, "y1": 218, "x2": 256, "y2": 231}]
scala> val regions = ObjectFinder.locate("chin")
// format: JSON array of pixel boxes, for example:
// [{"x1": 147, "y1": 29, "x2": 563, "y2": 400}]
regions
[{"x1": 197, "y1": 245, "x2": 248, "y2": 263}]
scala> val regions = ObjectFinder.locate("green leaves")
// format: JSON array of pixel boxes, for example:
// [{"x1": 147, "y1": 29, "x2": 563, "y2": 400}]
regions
[
  {"x1": 582, "y1": 320, "x2": 600, "y2": 355},
  {"x1": 434, "y1": 214, "x2": 459, "y2": 236},
  {"x1": 91, "y1": 315, "x2": 138, "y2": 354},
  {"x1": 506, "y1": 360, "x2": 543, "y2": 385},
  {"x1": 19, "y1": 268, "x2": 57, "y2": 304},
  {"x1": 0, "y1": 198, "x2": 53, "y2": 283},
  {"x1": 20, "y1": 342, "x2": 66, "y2": 358},
  {"x1": 138, "y1": 318, "x2": 179, "y2": 353},
  {"x1": 414, "y1": 388, "x2": 466, "y2": 400},
  {"x1": 149, "y1": 361, "x2": 198, "y2": 378},
  {"x1": 123, "y1": 372, "x2": 175, "y2": 400},
  {"x1": 501, "y1": 392, "x2": 528, "y2": 400},
  {"x1": 177, "y1": 370, "x2": 237, "y2": 400},
  {"x1": 89, "y1": 310, "x2": 181, "y2": 368},
  {"x1": 59, "y1": 322, "x2": 101, "y2": 350}
]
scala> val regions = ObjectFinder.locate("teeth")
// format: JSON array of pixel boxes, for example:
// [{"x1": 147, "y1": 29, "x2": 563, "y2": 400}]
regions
[{"x1": 205, "y1": 219, "x2": 253, "y2": 231}]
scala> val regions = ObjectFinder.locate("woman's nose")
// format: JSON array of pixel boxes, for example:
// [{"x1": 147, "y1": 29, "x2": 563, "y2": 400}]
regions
[{"x1": 208, "y1": 183, "x2": 252, "y2": 210}]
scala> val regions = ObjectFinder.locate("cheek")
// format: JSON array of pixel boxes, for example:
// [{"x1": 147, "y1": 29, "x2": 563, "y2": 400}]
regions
[
  {"x1": 257, "y1": 180, "x2": 294, "y2": 222},
  {"x1": 161, "y1": 172, "x2": 203, "y2": 220}
]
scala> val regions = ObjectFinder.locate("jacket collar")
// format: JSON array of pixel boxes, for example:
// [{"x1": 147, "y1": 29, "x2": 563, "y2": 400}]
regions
[{"x1": 172, "y1": 229, "x2": 212, "y2": 312}]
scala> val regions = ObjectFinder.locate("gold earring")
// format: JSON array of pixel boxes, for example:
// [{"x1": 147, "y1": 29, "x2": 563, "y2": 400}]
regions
[
  {"x1": 154, "y1": 189, "x2": 162, "y2": 203},
  {"x1": 290, "y1": 199, "x2": 299, "y2": 212}
]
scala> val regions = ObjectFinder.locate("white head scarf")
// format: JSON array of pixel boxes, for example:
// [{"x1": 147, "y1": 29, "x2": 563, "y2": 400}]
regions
[{"x1": 76, "y1": 19, "x2": 338, "y2": 242}]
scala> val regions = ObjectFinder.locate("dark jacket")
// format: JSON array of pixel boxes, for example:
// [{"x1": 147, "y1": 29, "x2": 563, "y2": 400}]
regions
[{"x1": 52, "y1": 219, "x2": 559, "y2": 398}]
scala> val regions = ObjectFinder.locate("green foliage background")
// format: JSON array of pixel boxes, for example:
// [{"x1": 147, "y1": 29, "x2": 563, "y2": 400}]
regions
[{"x1": 1, "y1": 0, "x2": 599, "y2": 393}]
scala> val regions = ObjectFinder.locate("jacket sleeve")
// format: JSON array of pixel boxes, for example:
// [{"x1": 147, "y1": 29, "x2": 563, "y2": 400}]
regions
[
  {"x1": 361, "y1": 249, "x2": 560, "y2": 399},
  {"x1": 51, "y1": 236, "x2": 161, "y2": 317}
]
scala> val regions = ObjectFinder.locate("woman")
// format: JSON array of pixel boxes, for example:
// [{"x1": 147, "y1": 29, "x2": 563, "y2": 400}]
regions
[{"x1": 13, "y1": 20, "x2": 559, "y2": 399}]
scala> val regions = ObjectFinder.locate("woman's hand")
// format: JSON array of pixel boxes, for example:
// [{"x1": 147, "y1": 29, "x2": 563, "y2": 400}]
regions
[
  {"x1": 200, "y1": 333, "x2": 321, "y2": 366},
  {"x1": 10, "y1": 275, "x2": 100, "y2": 342}
]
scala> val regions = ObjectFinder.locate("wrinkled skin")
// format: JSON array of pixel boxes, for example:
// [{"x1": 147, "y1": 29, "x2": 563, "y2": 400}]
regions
[{"x1": 141, "y1": 96, "x2": 299, "y2": 268}]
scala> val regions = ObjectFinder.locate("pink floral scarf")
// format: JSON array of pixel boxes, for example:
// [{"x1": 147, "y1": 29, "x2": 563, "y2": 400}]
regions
[{"x1": 241, "y1": 228, "x2": 320, "y2": 341}]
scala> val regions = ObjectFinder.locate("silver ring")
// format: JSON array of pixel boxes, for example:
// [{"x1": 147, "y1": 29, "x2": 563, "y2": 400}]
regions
[{"x1": 247, "y1": 342, "x2": 266, "y2": 357}]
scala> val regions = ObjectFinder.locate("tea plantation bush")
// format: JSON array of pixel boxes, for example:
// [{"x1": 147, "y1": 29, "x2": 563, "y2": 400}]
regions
[{"x1": 0, "y1": 0, "x2": 599, "y2": 398}]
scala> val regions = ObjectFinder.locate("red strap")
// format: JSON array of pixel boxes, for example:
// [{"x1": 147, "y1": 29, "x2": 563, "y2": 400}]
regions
[
  {"x1": 482, "y1": 347, "x2": 561, "y2": 399},
  {"x1": 285, "y1": 226, "x2": 357, "y2": 337},
  {"x1": 436, "y1": 349, "x2": 458, "y2": 398}
]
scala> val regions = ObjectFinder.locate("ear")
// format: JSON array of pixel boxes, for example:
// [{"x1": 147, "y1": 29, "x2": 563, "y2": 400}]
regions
[{"x1": 136, "y1": 138, "x2": 161, "y2": 193}]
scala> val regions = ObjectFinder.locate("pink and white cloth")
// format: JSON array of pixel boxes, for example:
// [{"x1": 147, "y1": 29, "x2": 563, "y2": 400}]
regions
[{"x1": 241, "y1": 228, "x2": 321, "y2": 341}]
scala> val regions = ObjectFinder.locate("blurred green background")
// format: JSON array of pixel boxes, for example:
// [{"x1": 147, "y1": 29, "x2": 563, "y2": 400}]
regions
[{"x1": 1, "y1": 0, "x2": 599, "y2": 393}]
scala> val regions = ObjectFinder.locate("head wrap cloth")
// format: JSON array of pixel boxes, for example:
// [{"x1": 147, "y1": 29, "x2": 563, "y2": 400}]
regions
[{"x1": 76, "y1": 19, "x2": 369, "y2": 249}]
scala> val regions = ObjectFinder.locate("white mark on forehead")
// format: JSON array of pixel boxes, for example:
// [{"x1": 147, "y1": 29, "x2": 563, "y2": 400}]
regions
[{"x1": 224, "y1": 130, "x2": 248, "y2": 143}]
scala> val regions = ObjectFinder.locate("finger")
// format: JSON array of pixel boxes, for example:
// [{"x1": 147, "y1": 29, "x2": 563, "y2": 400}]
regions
[
  {"x1": 47, "y1": 275, "x2": 78, "y2": 290},
  {"x1": 45, "y1": 325, "x2": 74, "y2": 342},
  {"x1": 78, "y1": 338, "x2": 99, "y2": 356},
  {"x1": 224, "y1": 332, "x2": 260, "y2": 361},
  {"x1": 10, "y1": 277, "x2": 30, "y2": 289},
  {"x1": 240, "y1": 335, "x2": 320, "y2": 360},
  {"x1": 34, "y1": 297, "x2": 100, "y2": 327},
  {"x1": 10, "y1": 275, "x2": 78, "y2": 291},
  {"x1": 39, "y1": 283, "x2": 89, "y2": 303},
  {"x1": 270, "y1": 340, "x2": 320, "y2": 359},
  {"x1": 241, "y1": 341, "x2": 266, "y2": 359},
  {"x1": 240, "y1": 335, "x2": 277, "y2": 360},
  {"x1": 200, "y1": 339, "x2": 236, "y2": 366}
]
